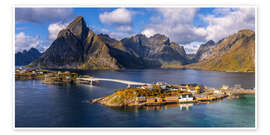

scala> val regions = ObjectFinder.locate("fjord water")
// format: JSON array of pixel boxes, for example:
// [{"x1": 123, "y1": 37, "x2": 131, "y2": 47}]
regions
[{"x1": 15, "y1": 69, "x2": 255, "y2": 127}]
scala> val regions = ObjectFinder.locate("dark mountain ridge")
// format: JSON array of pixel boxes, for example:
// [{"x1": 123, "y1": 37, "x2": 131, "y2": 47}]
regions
[{"x1": 15, "y1": 48, "x2": 42, "y2": 66}]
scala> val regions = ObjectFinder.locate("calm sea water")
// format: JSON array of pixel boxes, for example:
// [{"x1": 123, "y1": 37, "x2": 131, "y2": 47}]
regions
[{"x1": 15, "y1": 69, "x2": 255, "y2": 127}]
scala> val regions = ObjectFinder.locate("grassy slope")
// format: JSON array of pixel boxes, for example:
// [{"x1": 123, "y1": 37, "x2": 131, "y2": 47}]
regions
[{"x1": 186, "y1": 30, "x2": 255, "y2": 72}]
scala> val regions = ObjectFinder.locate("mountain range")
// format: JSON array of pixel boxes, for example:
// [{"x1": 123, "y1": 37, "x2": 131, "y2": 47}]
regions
[
  {"x1": 29, "y1": 16, "x2": 188, "y2": 70},
  {"x1": 15, "y1": 48, "x2": 42, "y2": 66},
  {"x1": 19, "y1": 16, "x2": 255, "y2": 72}
]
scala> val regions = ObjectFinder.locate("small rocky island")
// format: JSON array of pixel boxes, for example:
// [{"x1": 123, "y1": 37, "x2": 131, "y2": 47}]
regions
[{"x1": 92, "y1": 82, "x2": 255, "y2": 107}]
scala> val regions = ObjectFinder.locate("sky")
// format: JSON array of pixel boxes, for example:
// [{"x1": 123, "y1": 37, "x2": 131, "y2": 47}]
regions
[{"x1": 15, "y1": 7, "x2": 255, "y2": 54}]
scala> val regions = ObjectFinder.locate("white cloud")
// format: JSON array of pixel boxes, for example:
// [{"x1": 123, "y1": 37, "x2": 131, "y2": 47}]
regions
[
  {"x1": 48, "y1": 22, "x2": 68, "y2": 40},
  {"x1": 16, "y1": 8, "x2": 74, "y2": 24},
  {"x1": 15, "y1": 32, "x2": 43, "y2": 52},
  {"x1": 141, "y1": 7, "x2": 255, "y2": 45},
  {"x1": 200, "y1": 8, "x2": 255, "y2": 41},
  {"x1": 99, "y1": 8, "x2": 134, "y2": 32},
  {"x1": 141, "y1": 8, "x2": 206, "y2": 44},
  {"x1": 115, "y1": 25, "x2": 132, "y2": 33},
  {"x1": 99, "y1": 8, "x2": 132, "y2": 25}
]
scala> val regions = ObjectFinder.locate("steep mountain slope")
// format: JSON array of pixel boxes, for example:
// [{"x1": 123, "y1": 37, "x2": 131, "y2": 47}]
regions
[
  {"x1": 186, "y1": 29, "x2": 255, "y2": 72},
  {"x1": 30, "y1": 16, "x2": 121, "y2": 69},
  {"x1": 15, "y1": 48, "x2": 42, "y2": 66},
  {"x1": 193, "y1": 40, "x2": 216, "y2": 62}
]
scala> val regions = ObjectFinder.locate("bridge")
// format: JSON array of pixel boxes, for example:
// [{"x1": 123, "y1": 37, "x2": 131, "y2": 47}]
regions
[{"x1": 76, "y1": 77, "x2": 151, "y2": 87}]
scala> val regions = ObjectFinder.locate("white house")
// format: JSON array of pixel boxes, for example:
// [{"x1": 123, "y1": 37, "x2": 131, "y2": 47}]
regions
[{"x1": 179, "y1": 94, "x2": 194, "y2": 102}]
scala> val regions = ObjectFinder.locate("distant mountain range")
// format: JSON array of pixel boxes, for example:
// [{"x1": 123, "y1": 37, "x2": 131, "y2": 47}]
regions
[
  {"x1": 15, "y1": 48, "x2": 42, "y2": 66},
  {"x1": 17, "y1": 16, "x2": 255, "y2": 72}
]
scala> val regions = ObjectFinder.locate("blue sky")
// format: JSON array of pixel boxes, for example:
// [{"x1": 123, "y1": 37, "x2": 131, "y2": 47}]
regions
[{"x1": 15, "y1": 7, "x2": 255, "y2": 53}]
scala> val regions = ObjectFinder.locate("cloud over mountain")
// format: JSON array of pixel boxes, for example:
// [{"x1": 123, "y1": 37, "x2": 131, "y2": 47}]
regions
[
  {"x1": 99, "y1": 8, "x2": 132, "y2": 25},
  {"x1": 141, "y1": 8, "x2": 206, "y2": 44},
  {"x1": 15, "y1": 32, "x2": 43, "y2": 52},
  {"x1": 142, "y1": 8, "x2": 255, "y2": 44},
  {"x1": 200, "y1": 8, "x2": 255, "y2": 42},
  {"x1": 99, "y1": 8, "x2": 133, "y2": 33},
  {"x1": 48, "y1": 22, "x2": 69, "y2": 40}
]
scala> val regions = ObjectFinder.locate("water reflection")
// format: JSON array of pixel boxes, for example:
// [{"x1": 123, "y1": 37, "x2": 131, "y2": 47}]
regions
[{"x1": 111, "y1": 103, "x2": 194, "y2": 112}]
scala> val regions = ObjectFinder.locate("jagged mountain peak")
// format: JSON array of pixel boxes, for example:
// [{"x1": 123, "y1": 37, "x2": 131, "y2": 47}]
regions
[
  {"x1": 67, "y1": 16, "x2": 86, "y2": 29},
  {"x1": 150, "y1": 33, "x2": 168, "y2": 39},
  {"x1": 203, "y1": 40, "x2": 215, "y2": 46},
  {"x1": 149, "y1": 34, "x2": 170, "y2": 45},
  {"x1": 66, "y1": 16, "x2": 89, "y2": 40}
]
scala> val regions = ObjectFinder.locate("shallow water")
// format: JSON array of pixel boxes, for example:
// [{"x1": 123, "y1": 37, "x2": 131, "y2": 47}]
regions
[{"x1": 15, "y1": 69, "x2": 255, "y2": 127}]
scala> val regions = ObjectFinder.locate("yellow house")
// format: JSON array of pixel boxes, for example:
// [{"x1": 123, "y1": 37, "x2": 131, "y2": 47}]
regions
[{"x1": 195, "y1": 85, "x2": 200, "y2": 90}]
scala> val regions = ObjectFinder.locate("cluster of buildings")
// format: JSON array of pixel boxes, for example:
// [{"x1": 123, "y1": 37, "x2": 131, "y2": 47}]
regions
[
  {"x1": 15, "y1": 68, "x2": 78, "y2": 84},
  {"x1": 42, "y1": 71, "x2": 78, "y2": 84},
  {"x1": 15, "y1": 68, "x2": 47, "y2": 80},
  {"x1": 134, "y1": 82, "x2": 251, "y2": 105},
  {"x1": 135, "y1": 82, "x2": 205, "y2": 105}
]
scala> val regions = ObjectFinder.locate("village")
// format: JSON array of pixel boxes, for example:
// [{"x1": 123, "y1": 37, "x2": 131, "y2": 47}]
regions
[
  {"x1": 133, "y1": 82, "x2": 254, "y2": 105},
  {"x1": 15, "y1": 68, "x2": 78, "y2": 84},
  {"x1": 91, "y1": 81, "x2": 255, "y2": 107}
]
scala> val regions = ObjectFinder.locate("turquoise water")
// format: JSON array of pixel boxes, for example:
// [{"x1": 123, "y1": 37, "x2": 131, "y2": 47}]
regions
[{"x1": 15, "y1": 69, "x2": 255, "y2": 127}]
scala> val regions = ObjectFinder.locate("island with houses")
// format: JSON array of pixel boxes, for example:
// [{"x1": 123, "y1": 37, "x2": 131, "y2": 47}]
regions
[
  {"x1": 91, "y1": 82, "x2": 255, "y2": 107},
  {"x1": 15, "y1": 67, "x2": 255, "y2": 107}
]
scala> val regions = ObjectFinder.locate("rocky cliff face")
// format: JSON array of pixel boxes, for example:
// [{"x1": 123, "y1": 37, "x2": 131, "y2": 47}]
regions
[
  {"x1": 186, "y1": 29, "x2": 255, "y2": 72},
  {"x1": 193, "y1": 40, "x2": 216, "y2": 62},
  {"x1": 30, "y1": 16, "x2": 188, "y2": 69},
  {"x1": 121, "y1": 34, "x2": 189, "y2": 68},
  {"x1": 15, "y1": 48, "x2": 42, "y2": 66}
]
